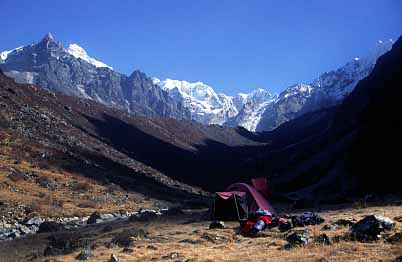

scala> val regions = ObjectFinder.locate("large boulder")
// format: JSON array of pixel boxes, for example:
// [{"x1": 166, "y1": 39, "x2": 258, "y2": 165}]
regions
[
  {"x1": 350, "y1": 215, "x2": 396, "y2": 242},
  {"x1": 75, "y1": 250, "x2": 96, "y2": 260},
  {"x1": 209, "y1": 221, "x2": 225, "y2": 229},
  {"x1": 129, "y1": 209, "x2": 161, "y2": 222},
  {"x1": 38, "y1": 221, "x2": 66, "y2": 233},
  {"x1": 285, "y1": 230, "x2": 311, "y2": 248},
  {"x1": 87, "y1": 212, "x2": 102, "y2": 224}
]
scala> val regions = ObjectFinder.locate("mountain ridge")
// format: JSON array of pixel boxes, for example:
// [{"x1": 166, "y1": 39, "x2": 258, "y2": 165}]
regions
[
  {"x1": 0, "y1": 33, "x2": 190, "y2": 120},
  {"x1": 0, "y1": 34, "x2": 395, "y2": 132}
]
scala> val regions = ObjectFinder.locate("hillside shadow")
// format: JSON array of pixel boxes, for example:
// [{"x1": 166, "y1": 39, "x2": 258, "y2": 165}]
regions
[
  {"x1": 78, "y1": 113, "x2": 264, "y2": 191},
  {"x1": 52, "y1": 144, "x2": 209, "y2": 204}
]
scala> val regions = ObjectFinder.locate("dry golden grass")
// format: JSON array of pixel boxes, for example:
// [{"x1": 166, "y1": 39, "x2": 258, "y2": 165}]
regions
[
  {"x1": 0, "y1": 159, "x2": 155, "y2": 219},
  {"x1": 38, "y1": 205, "x2": 402, "y2": 262}
]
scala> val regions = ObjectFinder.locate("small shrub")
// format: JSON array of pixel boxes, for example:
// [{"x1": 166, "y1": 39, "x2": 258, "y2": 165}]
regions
[
  {"x1": 25, "y1": 202, "x2": 42, "y2": 214},
  {"x1": 37, "y1": 192, "x2": 46, "y2": 198},
  {"x1": 51, "y1": 199, "x2": 64, "y2": 208},
  {"x1": 7, "y1": 172, "x2": 26, "y2": 182},
  {"x1": 77, "y1": 201, "x2": 97, "y2": 209},
  {"x1": 44, "y1": 232, "x2": 91, "y2": 256},
  {"x1": 36, "y1": 175, "x2": 53, "y2": 188},
  {"x1": 70, "y1": 181, "x2": 91, "y2": 192}
]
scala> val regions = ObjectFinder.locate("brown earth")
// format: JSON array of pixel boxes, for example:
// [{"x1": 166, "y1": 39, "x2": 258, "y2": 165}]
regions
[{"x1": 0, "y1": 204, "x2": 401, "y2": 262}]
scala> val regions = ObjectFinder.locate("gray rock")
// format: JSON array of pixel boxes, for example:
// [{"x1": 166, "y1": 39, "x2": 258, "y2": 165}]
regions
[
  {"x1": 122, "y1": 247, "x2": 134, "y2": 253},
  {"x1": 322, "y1": 224, "x2": 339, "y2": 230},
  {"x1": 351, "y1": 215, "x2": 396, "y2": 242},
  {"x1": 386, "y1": 232, "x2": 402, "y2": 244},
  {"x1": 100, "y1": 214, "x2": 115, "y2": 220},
  {"x1": 315, "y1": 233, "x2": 331, "y2": 245},
  {"x1": 110, "y1": 253, "x2": 119, "y2": 262},
  {"x1": 37, "y1": 221, "x2": 66, "y2": 233},
  {"x1": 209, "y1": 221, "x2": 225, "y2": 229},
  {"x1": 18, "y1": 224, "x2": 34, "y2": 235},
  {"x1": 8, "y1": 230, "x2": 20, "y2": 239},
  {"x1": 334, "y1": 219, "x2": 355, "y2": 227},
  {"x1": 162, "y1": 252, "x2": 179, "y2": 260},
  {"x1": 24, "y1": 217, "x2": 43, "y2": 226},
  {"x1": 285, "y1": 230, "x2": 311, "y2": 248},
  {"x1": 129, "y1": 209, "x2": 160, "y2": 222},
  {"x1": 87, "y1": 212, "x2": 102, "y2": 224},
  {"x1": 75, "y1": 250, "x2": 96, "y2": 260}
]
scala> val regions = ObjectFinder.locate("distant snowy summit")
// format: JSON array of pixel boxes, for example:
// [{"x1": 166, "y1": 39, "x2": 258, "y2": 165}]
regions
[
  {"x1": 153, "y1": 77, "x2": 276, "y2": 126},
  {"x1": 154, "y1": 39, "x2": 394, "y2": 131},
  {"x1": 65, "y1": 44, "x2": 113, "y2": 70},
  {"x1": 1, "y1": 34, "x2": 113, "y2": 70}
]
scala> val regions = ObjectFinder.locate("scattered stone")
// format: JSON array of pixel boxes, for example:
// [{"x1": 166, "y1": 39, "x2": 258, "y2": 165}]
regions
[
  {"x1": 179, "y1": 239, "x2": 202, "y2": 244},
  {"x1": 162, "y1": 252, "x2": 179, "y2": 260},
  {"x1": 44, "y1": 232, "x2": 90, "y2": 256},
  {"x1": 350, "y1": 215, "x2": 396, "y2": 242},
  {"x1": 163, "y1": 206, "x2": 184, "y2": 216},
  {"x1": 394, "y1": 216, "x2": 402, "y2": 223},
  {"x1": 331, "y1": 235, "x2": 344, "y2": 243},
  {"x1": 322, "y1": 224, "x2": 338, "y2": 231},
  {"x1": 87, "y1": 212, "x2": 102, "y2": 224},
  {"x1": 122, "y1": 247, "x2": 134, "y2": 253},
  {"x1": 201, "y1": 233, "x2": 227, "y2": 243},
  {"x1": 18, "y1": 224, "x2": 35, "y2": 235},
  {"x1": 100, "y1": 214, "x2": 115, "y2": 221},
  {"x1": 8, "y1": 231, "x2": 20, "y2": 239},
  {"x1": 102, "y1": 225, "x2": 114, "y2": 232},
  {"x1": 334, "y1": 219, "x2": 355, "y2": 227},
  {"x1": 110, "y1": 253, "x2": 119, "y2": 262},
  {"x1": 147, "y1": 245, "x2": 158, "y2": 250},
  {"x1": 278, "y1": 221, "x2": 292, "y2": 232},
  {"x1": 285, "y1": 230, "x2": 311, "y2": 248},
  {"x1": 209, "y1": 221, "x2": 225, "y2": 229},
  {"x1": 386, "y1": 232, "x2": 402, "y2": 244},
  {"x1": 315, "y1": 233, "x2": 331, "y2": 245},
  {"x1": 38, "y1": 221, "x2": 66, "y2": 233},
  {"x1": 110, "y1": 229, "x2": 147, "y2": 247},
  {"x1": 75, "y1": 250, "x2": 96, "y2": 260},
  {"x1": 129, "y1": 209, "x2": 161, "y2": 222},
  {"x1": 24, "y1": 217, "x2": 43, "y2": 226}
]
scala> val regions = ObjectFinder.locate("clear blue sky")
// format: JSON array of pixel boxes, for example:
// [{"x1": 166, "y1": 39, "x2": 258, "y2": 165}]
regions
[{"x1": 1, "y1": 0, "x2": 401, "y2": 95}]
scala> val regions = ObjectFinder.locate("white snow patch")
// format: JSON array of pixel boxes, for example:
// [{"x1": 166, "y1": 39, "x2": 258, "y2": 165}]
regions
[
  {"x1": 0, "y1": 46, "x2": 24, "y2": 61},
  {"x1": 65, "y1": 44, "x2": 113, "y2": 70}
]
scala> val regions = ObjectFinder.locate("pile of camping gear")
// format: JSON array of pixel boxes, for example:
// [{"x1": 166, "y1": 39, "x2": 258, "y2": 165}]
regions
[{"x1": 210, "y1": 178, "x2": 325, "y2": 236}]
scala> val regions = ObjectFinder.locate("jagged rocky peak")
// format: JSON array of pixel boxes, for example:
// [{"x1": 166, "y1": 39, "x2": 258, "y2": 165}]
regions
[
  {"x1": 0, "y1": 34, "x2": 190, "y2": 120},
  {"x1": 38, "y1": 32, "x2": 63, "y2": 51}
]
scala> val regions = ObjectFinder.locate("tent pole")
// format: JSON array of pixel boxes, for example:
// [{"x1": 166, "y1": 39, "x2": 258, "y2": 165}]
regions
[
  {"x1": 212, "y1": 194, "x2": 216, "y2": 221},
  {"x1": 233, "y1": 194, "x2": 241, "y2": 222}
]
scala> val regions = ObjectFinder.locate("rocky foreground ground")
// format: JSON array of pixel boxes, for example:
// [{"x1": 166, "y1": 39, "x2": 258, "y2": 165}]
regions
[{"x1": 0, "y1": 204, "x2": 401, "y2": 262}]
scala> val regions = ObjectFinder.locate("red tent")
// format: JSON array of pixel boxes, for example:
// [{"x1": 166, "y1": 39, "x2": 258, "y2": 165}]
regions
[
  {"x1": 212, "y1": 178, "x2": 275, "y2": 221},
  {"x1": 226, "y1": 182, "x2": 275, "y2": 214}
]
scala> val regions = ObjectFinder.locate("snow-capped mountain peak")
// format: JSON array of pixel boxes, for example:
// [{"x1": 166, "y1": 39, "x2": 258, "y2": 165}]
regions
[
  {"x1": 0, "y1": 46, "x2": 24, "y2": 62},
  {"x1": 154, "y1": 78, "x2": 238, "y2": 124},
  {"x1": 153, "y1": 77, "x2": 278, "y2": 127},
  {"x1": 65, "y1": 44, "x2": 113, "y2": 70}
]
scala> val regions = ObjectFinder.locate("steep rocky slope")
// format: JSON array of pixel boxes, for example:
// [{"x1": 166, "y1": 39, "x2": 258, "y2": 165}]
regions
[
  {"x1": 249, "y1": 36, "x2": 402, "y2": 202},
  {"x1": 0, "y1": 68, "x2": 266, "y2": 199}
]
